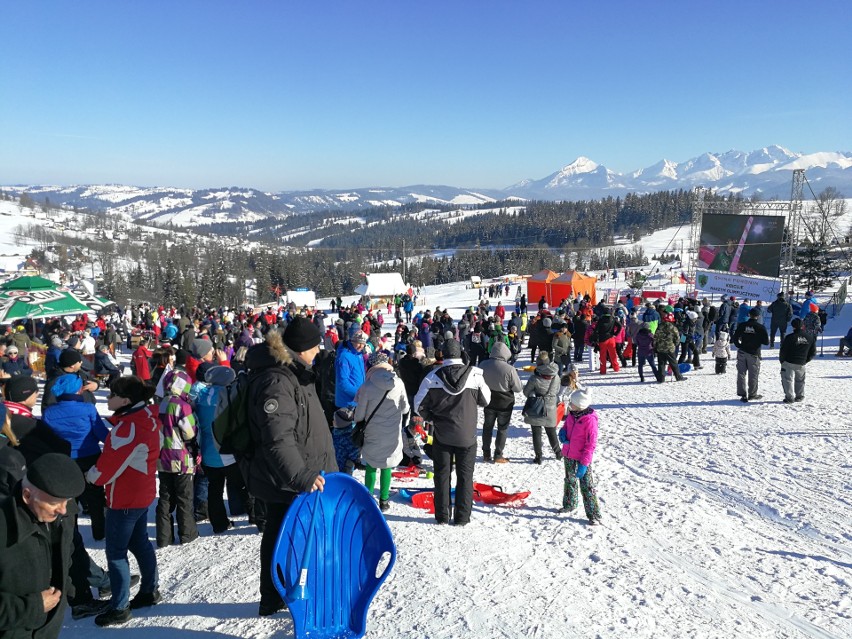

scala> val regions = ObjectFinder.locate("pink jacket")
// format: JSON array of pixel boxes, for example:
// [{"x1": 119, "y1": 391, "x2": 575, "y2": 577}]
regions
[{"x1": 559, "y1": 408, "x2": 598, "y2": 466}]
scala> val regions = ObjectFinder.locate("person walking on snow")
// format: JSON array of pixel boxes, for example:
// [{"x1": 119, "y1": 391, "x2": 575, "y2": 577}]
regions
[{"x1": 653, "y1": 309, "x2": 684, "y2": 382}]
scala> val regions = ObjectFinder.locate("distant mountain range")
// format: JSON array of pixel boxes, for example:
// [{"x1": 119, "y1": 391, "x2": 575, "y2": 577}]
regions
[{"x1": 5, "y1": 146, "x2": 850, "y2": 227}]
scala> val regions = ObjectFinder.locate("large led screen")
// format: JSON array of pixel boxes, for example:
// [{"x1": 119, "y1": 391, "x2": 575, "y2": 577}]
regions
[{"x1": 697, "y1": 214, "x2": 785, "y2": 278}]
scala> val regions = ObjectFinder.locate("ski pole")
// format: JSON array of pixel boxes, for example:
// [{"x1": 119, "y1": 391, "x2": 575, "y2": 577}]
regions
[{"x1": 288, "y1": 475, "x2": 323, "y2": 601}]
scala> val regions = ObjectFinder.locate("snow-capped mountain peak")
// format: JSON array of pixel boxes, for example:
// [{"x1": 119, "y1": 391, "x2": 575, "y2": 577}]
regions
[
  {"x1": 559, "y1": 156, "x2": 599, "y2": 175},
  {"x1": 631, "y1": 159, "x2": 678, "y2": 182},
  {"x1": 5, "y1": 146, "x2": 851, "y2": 227}
]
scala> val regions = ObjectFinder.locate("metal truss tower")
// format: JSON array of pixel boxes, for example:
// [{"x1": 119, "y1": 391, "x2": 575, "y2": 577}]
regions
[
  {"x1": 687, "y1": 187, "x2": 706, "y2": 290},
  {"x1": 781, "y1": 169, "x2": 805, "y2": 293}
]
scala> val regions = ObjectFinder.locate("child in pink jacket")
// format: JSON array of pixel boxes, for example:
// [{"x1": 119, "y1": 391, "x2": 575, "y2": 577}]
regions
[{"x1": 558, "y1": 385, "x2": 602, "y2": 525}]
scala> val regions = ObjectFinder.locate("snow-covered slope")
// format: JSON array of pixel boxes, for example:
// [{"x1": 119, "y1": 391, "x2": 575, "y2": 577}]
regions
[{"x1": 1, "y1": 184, "x2": 500, "y2": 227}]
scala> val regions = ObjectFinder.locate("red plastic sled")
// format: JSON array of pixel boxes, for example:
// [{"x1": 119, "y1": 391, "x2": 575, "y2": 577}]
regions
[
  {"x1": 473, "y1": 483, "x2": 530, "y2": 505},
  {"x1": 410, "y1": 491, "x2": 436, "y2": 513},
  {"x1": 391, "y1": 465, "x2": 430, "y2": 480}
]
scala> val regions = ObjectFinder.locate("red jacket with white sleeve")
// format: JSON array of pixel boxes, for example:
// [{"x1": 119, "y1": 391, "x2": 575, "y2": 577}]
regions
[{"x1": 87, "y1": 403, "x2": 162, "y2": 509}]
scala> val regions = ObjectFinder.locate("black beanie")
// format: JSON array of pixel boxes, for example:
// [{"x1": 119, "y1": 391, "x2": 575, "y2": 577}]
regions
[
  {"x1": 59, "y1": 348, "x2": 83, "y2": 368},
  {"x1": 27, "y1": 453, "x2": 85, "y2": 499},
  {"x1": 282, "y1": 317, "x2": 322, "y2": 352}
]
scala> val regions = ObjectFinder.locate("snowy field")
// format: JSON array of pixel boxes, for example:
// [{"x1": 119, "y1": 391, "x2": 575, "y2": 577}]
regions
[{"x1": 52, "y1": 279, "x2": 852, "y2": 639}]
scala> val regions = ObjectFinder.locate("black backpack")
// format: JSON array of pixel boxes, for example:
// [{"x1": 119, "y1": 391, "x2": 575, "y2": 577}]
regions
[{"x1": 212, "y1": 371, "x2": 252, "y2": 457}]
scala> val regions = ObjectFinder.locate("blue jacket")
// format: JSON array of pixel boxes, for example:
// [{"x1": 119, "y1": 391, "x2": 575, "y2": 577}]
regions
[
  {"x1": 418, "y1": 323, "x2": 433, "y2": 349},
  {"x1": 641, "y1": 307, "x2": 660, "y2": 324},
  {"x1": 736, "y1": 303, "x2": 751, "y2": 326},
  {"x1": 192, "y1": 381, "x2": 233, "y2": 468},
  {"x1": 799, "y1": 296, "x2": 818, "y2": 318},
  {"x1": 164, "y1": 323, "x2": 179, "y2": 340},
  {"x1": 94, "y1": 351, "x2": 120, "y2": 374},
  {"x1": 716, "y1": 301, "x2": 733, "y2": 327},
  {"x1": 1, "y1": 358, "x2": 32, "y2": 378},
  {"x1": 334, "y1": 342, "x2": 366, "y2": 408},
  {"x1": 42, "y1": 395, "x2": 110, "y2": 459}
]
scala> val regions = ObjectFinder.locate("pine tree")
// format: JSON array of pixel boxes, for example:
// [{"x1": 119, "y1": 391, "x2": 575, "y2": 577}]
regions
[{"x1": 161, "y1": 258, "x2": 177, "y2": 307}]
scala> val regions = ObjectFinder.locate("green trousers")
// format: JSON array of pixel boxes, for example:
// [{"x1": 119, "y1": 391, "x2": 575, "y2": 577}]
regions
[{"x1": 364, "y1": 465, "x2": 392, "y2": 501}]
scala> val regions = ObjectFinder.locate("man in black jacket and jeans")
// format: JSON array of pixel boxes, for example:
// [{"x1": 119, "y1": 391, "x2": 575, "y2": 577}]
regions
[
  {"x1": 413, "y1": 339, "x2": 490, "y2": 526},
  {"x1": 242, "y1": 320, "x2": 337, "y2": 617},
  {"x1": 779, "y1": 318, "x2": 816, "y2": 403},
  {"x1": 733, "y1": 307, "x2": 770, "y2": 402}
]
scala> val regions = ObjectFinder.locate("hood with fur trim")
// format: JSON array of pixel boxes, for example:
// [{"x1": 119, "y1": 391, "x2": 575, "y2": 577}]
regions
[{"x1": 245, "y1": 330, "x2": 293, "y2": 372}]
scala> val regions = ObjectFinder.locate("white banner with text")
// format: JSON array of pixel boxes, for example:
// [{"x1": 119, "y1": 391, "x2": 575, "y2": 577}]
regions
[{"x1": 695, "y1": 270, "x2": 781, "y2": 302}]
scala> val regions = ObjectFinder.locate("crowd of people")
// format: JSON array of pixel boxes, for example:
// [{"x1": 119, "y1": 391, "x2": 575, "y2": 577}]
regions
[{"x1": 0, "y1": 283, "x2": 838, "y2": 636}]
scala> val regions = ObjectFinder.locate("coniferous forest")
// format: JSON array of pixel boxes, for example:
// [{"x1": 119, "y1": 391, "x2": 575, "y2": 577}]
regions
[{"x1": 5, "y1": 188, "x2": 793, "y2": 309}]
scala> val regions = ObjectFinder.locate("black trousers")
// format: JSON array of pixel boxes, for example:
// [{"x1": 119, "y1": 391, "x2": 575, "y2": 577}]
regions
[
  {"x1": 156, "y1": 472, "x2": 197, "y2": 546},
  {"x1": 656, "y1": 352, "x2": 683, "y2": 381},
  {"x1": 532, "y1": 425, "x2": 561, "y2": 459},
  {"x1": 75, "y1": 454, "x2": 105, "y2": 541},
  {"x1": 68, "y1": 520, "x2": 110, "y2": 604},
  {"x1": 203, "y1": 463, "x2": 251, "y2": 533},
  {"x1": 432, "y1": 440, "x2": 476, "y2": 525},
  {"x1": 259, "y1": 494, "x2": 297, "y2": 607},
  {"x1": 770, "y1": 322, "x2": 786, "y2": 346},
  {"x1": 615, "y1": 342, "x2": 627, "y2": 367},
  {"x1": 482, "y1": 407, "x2": 512, "y2": 457}
]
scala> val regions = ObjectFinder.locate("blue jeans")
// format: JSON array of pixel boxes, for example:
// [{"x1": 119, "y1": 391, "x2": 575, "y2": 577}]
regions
[
  {"x1": 638, "y1": 353, "x2": 659, "y2": 382},
  {"x1": 105, "y1": 507, "x2": 158, "y2": 610}
]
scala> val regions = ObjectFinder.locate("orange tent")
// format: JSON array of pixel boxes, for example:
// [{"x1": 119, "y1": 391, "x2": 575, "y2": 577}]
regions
[
  {"x1": 526, "y1": 270, "x2": 558, "y2": 308},
  {"x1": 548, "y1": 270, "x2": 598, "y2": 306}
]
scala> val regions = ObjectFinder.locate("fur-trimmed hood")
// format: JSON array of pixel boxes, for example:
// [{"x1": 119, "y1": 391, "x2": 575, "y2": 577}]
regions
[{"x1": 245, "y1": 330, "x2": 293, "y2": 372}]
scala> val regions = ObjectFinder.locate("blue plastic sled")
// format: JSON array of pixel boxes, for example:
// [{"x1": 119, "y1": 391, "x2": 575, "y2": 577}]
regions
[
  {"x1": 272, "y1": 472, "x2": 397, "y2": 639},
  {"x1": 398, "y1": 487, "x2": 454, "y2": 503}
]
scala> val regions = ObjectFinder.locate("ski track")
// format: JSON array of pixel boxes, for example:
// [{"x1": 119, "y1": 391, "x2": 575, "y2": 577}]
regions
[{"x1": 58, "y1": 281, "x2": 851, "y2": 638}]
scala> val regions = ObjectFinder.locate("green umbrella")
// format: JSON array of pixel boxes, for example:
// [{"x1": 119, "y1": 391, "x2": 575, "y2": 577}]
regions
[
  {"x1": 0, "y1": 276, "x2": 112, "y2": 323},
  {"x1": 0, "y1": 275, "x2": 57, "y2": 292}
]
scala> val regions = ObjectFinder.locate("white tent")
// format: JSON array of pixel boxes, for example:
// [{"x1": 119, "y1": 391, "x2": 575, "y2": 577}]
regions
[
  {"x1": 354, "y1": 272, "x2": 409, "y2": 297},
  {"x1": 283, "y1": 289, "x2": 317, "y2": 309}
]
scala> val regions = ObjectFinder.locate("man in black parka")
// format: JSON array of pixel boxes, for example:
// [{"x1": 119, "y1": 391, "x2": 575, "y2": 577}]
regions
[{"x1": 241, "y1": 321, "x2": 337, "y2": 618}]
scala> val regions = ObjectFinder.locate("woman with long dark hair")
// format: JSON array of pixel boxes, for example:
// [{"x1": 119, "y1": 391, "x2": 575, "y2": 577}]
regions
[{"x1": 86, "y1": 375, "x2": 162, "y2": 626}]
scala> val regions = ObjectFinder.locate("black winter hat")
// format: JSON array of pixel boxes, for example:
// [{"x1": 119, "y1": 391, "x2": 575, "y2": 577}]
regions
[
  {"x1": 4, "y1": 376, "x2": 38, "y2": 402},
  {"x1": 283, "y1": 316, "x2": 322, "y2": 352},
  {"x1": 59, "y1": 348, "x2": 83, "y2": 368},
  {"x1": 443, "y1": 338, "x2": 462, "y2": 359},
  {"x1": 27, "y1": 453, "x2": 85, "y2": 499}
]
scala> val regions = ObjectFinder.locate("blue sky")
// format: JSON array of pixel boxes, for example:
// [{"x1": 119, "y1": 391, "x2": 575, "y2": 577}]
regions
[{"x1": 1, "y1": 1, "x2": 850, "y2": 191}]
